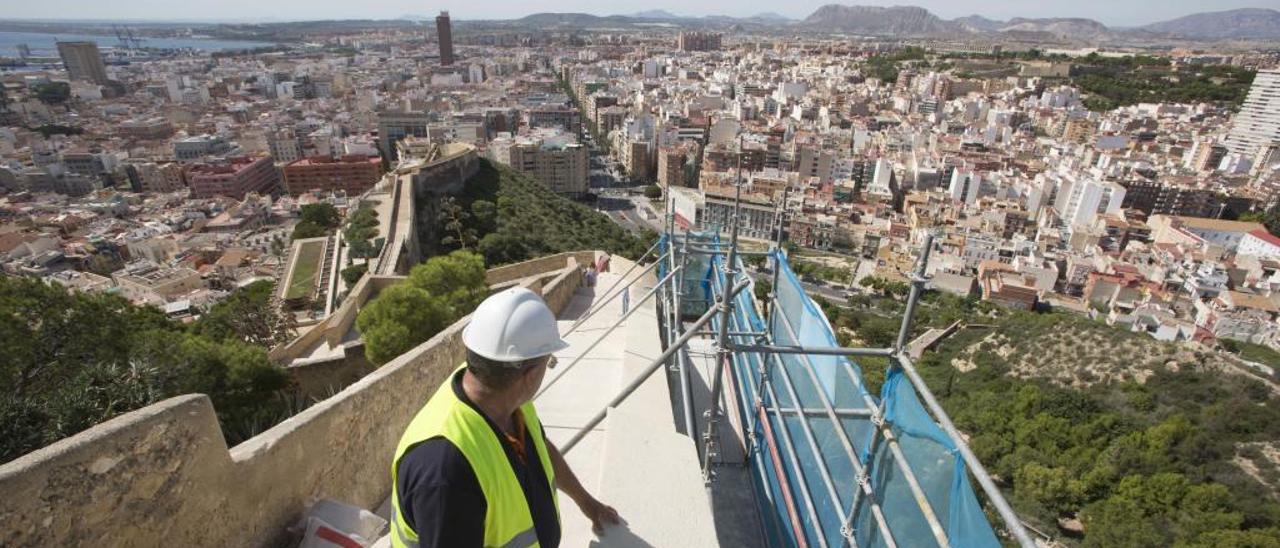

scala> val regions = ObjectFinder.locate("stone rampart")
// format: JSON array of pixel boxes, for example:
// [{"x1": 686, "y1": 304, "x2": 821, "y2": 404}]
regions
[
  {"x1": 485, "y1": 251, "x2": 597, "y2": 285},
  {"x1": 0, "y1": 317, "x2": 469, "y2": 547},
  {"x1": 0, "y1": 253, "x2": 586, "y2": 547}
]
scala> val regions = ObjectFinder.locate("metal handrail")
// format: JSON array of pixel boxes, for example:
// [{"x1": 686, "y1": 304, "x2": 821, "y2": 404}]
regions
[
  {"x1": 561, "y1": 279, "x2": 751, "y2": 453},
  {"x1": 894, "y1": 353, "x2": 1037, "y2": 548},
  {"x1": 535, "y1": 265, "x2": 682, "y2": 400},
  {"x1": 562, "y1": 248, "x2": 666, "y2": 337}
]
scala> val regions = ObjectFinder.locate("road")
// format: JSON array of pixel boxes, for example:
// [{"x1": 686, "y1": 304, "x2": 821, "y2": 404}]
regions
[
  {"x1": 745, "y1": 267, "x2": 857, "y2": 306},
  {"x1": 586, "y1": 145, "x2": 663, "y2": 235}
]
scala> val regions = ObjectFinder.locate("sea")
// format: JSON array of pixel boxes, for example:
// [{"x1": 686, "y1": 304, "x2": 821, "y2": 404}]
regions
[{"x1": 0, "y1": 30, "x2": 274, "y2": 57}]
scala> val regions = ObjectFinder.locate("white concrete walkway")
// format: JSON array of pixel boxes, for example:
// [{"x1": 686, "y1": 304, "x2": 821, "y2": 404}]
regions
[{"x1": 537, "y1": 271, "x2": 720, "y2": 547}]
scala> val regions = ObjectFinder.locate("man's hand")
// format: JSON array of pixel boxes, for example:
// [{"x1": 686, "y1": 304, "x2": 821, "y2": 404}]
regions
[
  {"x1": 575, "y1": 496, "x2": 621, "y2": 535},
  {"x1": 545, "y1": 439, "x2": 621, "y2": 534}
]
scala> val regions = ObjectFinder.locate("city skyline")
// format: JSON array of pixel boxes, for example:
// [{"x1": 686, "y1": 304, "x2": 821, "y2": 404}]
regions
[{"x1": 0, "y1": 0, "x2": 1276, "y2": 27}]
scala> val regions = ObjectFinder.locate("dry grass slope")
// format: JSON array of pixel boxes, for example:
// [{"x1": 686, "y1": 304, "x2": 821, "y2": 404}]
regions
[{"x1": 946, "y1": 313, "x2": 1234, "y2": 388}]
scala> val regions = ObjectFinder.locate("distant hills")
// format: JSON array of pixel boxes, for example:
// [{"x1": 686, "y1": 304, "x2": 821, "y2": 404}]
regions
[
  {"x1": 496, "y1": 5, "x2": 1280, "y2": 42},
  {"x1": 798, "y1": 5, "x2": 1280, "y2": 41},
  {"x1": 512, "y1": 10, "x2": 794, "y2": 28},
  {"x1": 801, "y1": 5, "x2": 951, "y2": 35},
  {"x1": 1138, "y1": 8, "x2": 1280, "y2": 40}
]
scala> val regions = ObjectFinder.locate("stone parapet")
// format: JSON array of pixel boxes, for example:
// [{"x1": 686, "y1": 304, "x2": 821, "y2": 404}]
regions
[{"x1": 0, "y1": 253, "x2": 588, "y2": 547}]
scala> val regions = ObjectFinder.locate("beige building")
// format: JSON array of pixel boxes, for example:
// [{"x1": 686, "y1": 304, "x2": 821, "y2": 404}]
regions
[
  {"x1": 488, "y1": 130, "x2": 588, "y2": 196},
  {"x1": 113, "y1": 263, "x2": 204, "y2": 305},
  {"x1": 1061, "y1": 118, "x2": 1098, "y2": 144},
  {"x1": 125, "y1": 161, "x2": 186, "y2": 193}
]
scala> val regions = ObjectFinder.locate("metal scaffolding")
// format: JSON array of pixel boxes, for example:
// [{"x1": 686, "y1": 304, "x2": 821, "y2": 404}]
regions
[{"x1": 556, "y1": 159, "x2": 1034, "y2": 547}]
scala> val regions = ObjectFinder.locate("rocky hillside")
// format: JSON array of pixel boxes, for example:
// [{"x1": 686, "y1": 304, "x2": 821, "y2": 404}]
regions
[
  {"x1": 1139, "y1": 8, "x2": 1280, "y2": 40},
  {"x1": 952, "y1": 14, "x2": 1003, "y2": 32},
  {"x1": 802, "y1": 5, "x2": 955, "y2": 35},
  {"x1": 1001, "y1": 17, "x2": 1113, "y2": 41}
]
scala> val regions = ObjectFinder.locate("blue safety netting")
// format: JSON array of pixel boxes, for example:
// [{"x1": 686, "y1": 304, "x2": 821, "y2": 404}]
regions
[{"x1": 661, "y1": 232, "x2": 999, "y2": 548}]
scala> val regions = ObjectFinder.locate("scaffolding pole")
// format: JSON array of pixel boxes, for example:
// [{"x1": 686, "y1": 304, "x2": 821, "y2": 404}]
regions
[
  {"x1": 728, "y1": 344, "x2": 894, "y2": 357},
  {"x1": 663, "y1": 228, "x2": 1035, "y2": 547},
  {"x1": 675, "y1": 237, "x2": 697, "y2": 444},
  {"x1": 894, "y1": 232, "x2": 935, "y2": 352},
  {"x1": 701, "y1": 136, "x2": 745, "y2": 480},
  {"x1": 759, "y1": 360, "x2": 834, "y2": 548},
  {"x1": 829, "y1": 232, "x2": 949, "y2": 548},
  {"x1": 769, "y1": 304, "x2": 902, "y2": 548},
  {"x1": 894, "y1": 354, "x2": 1037, "y2": 548}
]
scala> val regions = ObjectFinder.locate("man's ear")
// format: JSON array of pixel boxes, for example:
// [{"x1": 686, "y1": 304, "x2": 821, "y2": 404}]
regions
[{"x1": 521, "y1": 362, "x2": 540, "y2": 381}]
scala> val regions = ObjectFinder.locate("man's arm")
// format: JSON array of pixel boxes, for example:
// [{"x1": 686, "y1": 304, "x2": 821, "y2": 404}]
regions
[{"x1": 546, "y1": 439, "x2": 621, "y2": 534}]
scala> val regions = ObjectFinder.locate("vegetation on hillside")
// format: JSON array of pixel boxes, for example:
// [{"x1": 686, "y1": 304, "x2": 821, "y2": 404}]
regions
[
  {"x1": 344, "y1": 203, "x2": 381, "y2": 259},
  {"x1": 1073, "y1": 56, "x2": 1256, "y2": 112},
  {"x1": 0, "y1": 277, "x2": 295, "y2": 463},
  {"x1": 821, "y1": 288, "x2": 1280, "y2": 545},
  {"x1": 356, "y1": 251, "x2": 488, "y2": 365},
  {"x1": 939, "y1": 50, "x2": 1255, "y2": 112},
  {"x1": 863, "y1": 46, "x2": 928, "y2": 83},
  {"x1": 428, "y1": 158, "x2": 648, "y2": 266},
  {"x1": 791, "y1": 258, "x2": 852, "y2": 285},
  {"x1": 1241, "y1": 211, "x2": 1280, "y2": 239},
  {"x1": 1222, "y1": 339, "x2": 1280, "y2": 368}
]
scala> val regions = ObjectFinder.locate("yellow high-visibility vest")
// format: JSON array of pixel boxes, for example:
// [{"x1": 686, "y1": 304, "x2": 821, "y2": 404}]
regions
[{"x1": 390, "y1": 367, "x2": 559, "y2": 548}]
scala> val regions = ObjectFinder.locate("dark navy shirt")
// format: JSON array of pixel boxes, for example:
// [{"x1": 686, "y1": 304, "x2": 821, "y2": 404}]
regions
[{"x1": 396, "y1": 370, "x2": 561, "y2": 548}]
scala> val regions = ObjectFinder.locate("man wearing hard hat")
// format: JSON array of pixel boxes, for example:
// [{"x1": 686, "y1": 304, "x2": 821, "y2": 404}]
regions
[{"x1": 390, "y1": 287, "x2": 620, "y2": 548}]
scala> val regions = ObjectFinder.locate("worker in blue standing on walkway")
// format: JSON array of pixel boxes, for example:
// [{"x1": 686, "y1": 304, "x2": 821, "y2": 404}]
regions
[{"x1": 390, "y1": 287, "x2": 620, "y2": 547}]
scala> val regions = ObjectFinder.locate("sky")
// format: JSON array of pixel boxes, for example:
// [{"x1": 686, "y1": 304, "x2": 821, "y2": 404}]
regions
[{"x1": 2, "y1": 0, "x2": 1278, "y2": 27}]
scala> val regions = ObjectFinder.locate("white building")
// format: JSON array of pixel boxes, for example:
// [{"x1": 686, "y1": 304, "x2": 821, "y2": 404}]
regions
[
  {"x1": 947, "y1": 168, "x2": 980, "y2": 205},
  {"x1": 1053, "y1": 175, "x2": 1125, "y2": 228},
  {"x1": 1226, "y1": 69, "x2": 1280, "y2": 158},
  {"x1": 1238, "y1": 230, "x2": 1280, "y2": 259}
]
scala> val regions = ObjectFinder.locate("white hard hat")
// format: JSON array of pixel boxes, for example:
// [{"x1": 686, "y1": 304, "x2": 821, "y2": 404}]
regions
[{"x1": 463, "y1": 287, "x2": 570, "y2": 363}]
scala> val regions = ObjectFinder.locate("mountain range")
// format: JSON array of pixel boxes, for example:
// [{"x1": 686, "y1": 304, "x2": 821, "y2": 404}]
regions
[{"x1": 505, "y1": 6, "x2": 1280, "y2": 41}]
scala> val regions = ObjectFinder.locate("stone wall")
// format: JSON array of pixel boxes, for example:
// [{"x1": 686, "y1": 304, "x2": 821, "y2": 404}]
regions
[
  {"x1": 0, "y1": 256, "x2": 586, "y2": 547},
  {"x1": 287, "y1": 342, "x2": 372, "y2": 401},
  {"x1": 409, "y1": 148, "x2": 479, "y2": 200},
  {"x1": 268, "y1": 275, "x2": 403, "y2": 364},
  {"x1": 541, "y1": 259, "x2": 584, "y2": 315},
  {"x1": 486, "y1": 251, "x2": 597, "y2": 286},
  {"x1": 0, "y1": 317, "x2": 471, "y2": 548}
]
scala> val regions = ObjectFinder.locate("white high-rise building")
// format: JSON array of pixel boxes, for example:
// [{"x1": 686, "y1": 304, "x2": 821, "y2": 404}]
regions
[
  {"x1": 948, "y1": 168, "x2": 980, "y2": 205},
  {"x1": 1225, "y1": 69, "x2": 1280, "y2": 158},
  {"x1": 1053, "y1": 175, "x2": 1126, "y2": 228}
]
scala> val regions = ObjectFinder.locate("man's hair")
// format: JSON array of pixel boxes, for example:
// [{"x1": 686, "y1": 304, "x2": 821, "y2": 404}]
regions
[{"x1": 466, "y1": 349, "x2": 534, "y2": 391}]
